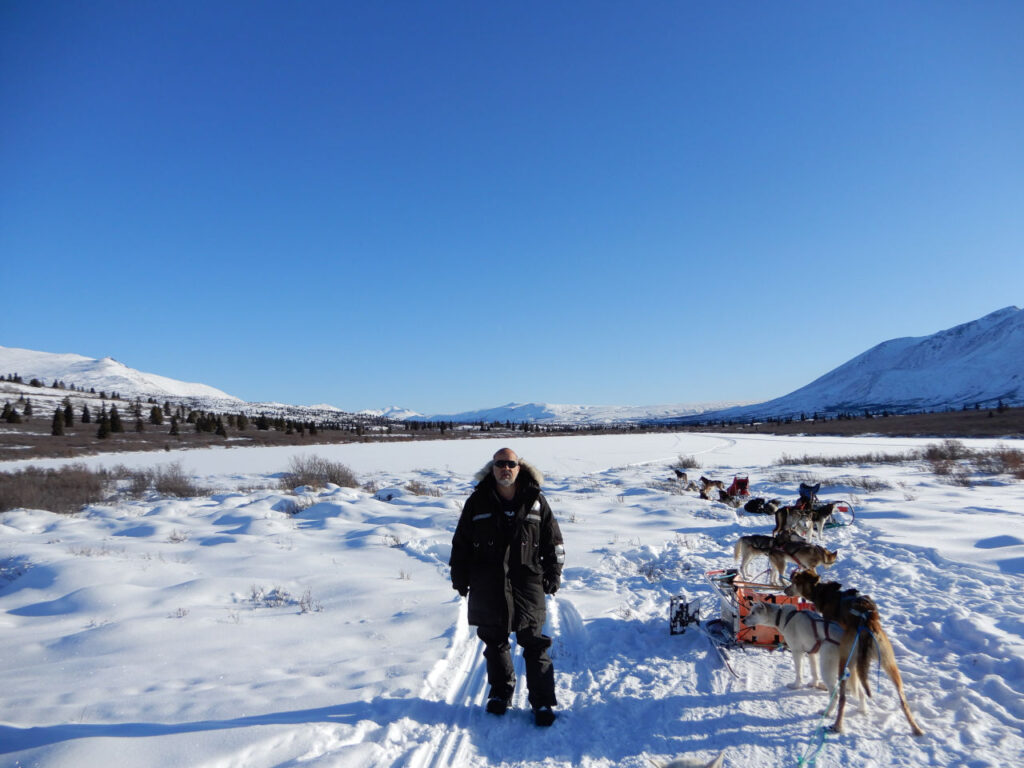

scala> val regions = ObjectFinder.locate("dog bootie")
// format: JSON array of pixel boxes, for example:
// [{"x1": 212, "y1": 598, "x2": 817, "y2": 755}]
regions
[
  {"x1": 533, "y1": 706, "x2": 556, "y2": 726},
  {"x1": 486, "y1": 697, "x2": 509, "y2": 716}
]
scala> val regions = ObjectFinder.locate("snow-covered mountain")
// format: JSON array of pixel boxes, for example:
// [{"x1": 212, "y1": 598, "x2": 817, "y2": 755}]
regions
[
  {"x1": 0, "y1": 345, "x2": 241, "y2": 402},
  {"x1": 358, "y1": 406, "x2": 426, "y2": 420},
  {"x1": 697, "y1": 306, "x2": 1024, "y2": 422},
  {"x1": 416, "y1": 400, "x2": 750, "y2": 425}
]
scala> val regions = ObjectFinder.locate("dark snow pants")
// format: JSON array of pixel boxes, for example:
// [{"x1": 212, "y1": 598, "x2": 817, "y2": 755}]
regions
[{"x1": 477, "y1": 625, "x2": 557, "y2": 708}]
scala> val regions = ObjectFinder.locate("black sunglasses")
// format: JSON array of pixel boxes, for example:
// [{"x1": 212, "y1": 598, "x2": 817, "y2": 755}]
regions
[{"x1": 494, "y1": 460, "x2": 519, "y2": 469}]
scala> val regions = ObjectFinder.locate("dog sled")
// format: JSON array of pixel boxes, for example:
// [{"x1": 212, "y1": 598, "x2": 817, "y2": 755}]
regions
[
  {"x1": 703, "y1": 568, "x2": 815, "y2": 647},
  {"x1": 743, "y1": 483, "x2": 856, "y2": 528},
  {"x1": 669, "y1": 570, "x2": 817, "y2": 678},
  {"x1": 726, "y1": 474, "x2": 749, "y2": 497}
]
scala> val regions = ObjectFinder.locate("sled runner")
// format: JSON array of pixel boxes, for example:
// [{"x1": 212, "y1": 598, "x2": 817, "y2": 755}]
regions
[
  {"x1": 669, "y1": 593, "x2": 739, "y2": 678},
  {"x1": 822, "y1": 499, "x2": 855, "y2": 529}
]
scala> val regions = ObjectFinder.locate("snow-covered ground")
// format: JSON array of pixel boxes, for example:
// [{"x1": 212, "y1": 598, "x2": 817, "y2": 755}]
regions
[{"x1": 1, "y1": 433, "x2": 1022, "y2": 768}]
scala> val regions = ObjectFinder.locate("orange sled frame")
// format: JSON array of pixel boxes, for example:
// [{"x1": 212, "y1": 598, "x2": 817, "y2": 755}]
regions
[{"x1": 705, "y1": 568, "x2": 816, "y2": 647}]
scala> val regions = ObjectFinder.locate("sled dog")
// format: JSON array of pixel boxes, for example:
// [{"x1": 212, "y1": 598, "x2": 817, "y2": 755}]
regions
[
  {"x1": 733, "y1": 534, "x2": 775, "y2": 579},
  {"x1": 717, "y1": 489, "x2": 743, "y2": 508},
  {"x1": 648, "y1": 751, "x2": 725, "y2": 768},
  {"x1": 733, "y1": 531, "x2": 808, "y2": 580},
  {"x1": 767, "y1": 540, "x2": 837, "y2": 584},
  {"x1": 741, "y1": 602, "x2": 861, "y2": 704},
  {"x1": 785, "y1": 570, "x2": 925, "y2": 736},
  {"x1": 743, "y1": 497, "x2": 779, "y2": 515},
  {"x1": 773, "y1": 504, "x2": 812, "y2": 539},
  {"x1": 699, "y1": 476, "x2": 724, "y2": 500},
  {"x1": 809, "y1": 501, "x2": 836, "y2": 541}
]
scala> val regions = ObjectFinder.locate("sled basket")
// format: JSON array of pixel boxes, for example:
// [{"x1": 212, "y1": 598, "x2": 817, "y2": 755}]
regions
[
  {"x1": 705, "y1": 569, "x2": 815, "y2": 647},
  {"x1": 726, "y1": 474, "x2": 750, "y2": 497}
]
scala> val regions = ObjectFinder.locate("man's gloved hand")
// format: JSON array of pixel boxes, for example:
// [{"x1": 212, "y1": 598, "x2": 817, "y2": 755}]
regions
[
  {"x1": 542, "y1": 575, "x2": 559, "y2": 595},
  {"x1": 453, "y1": 583, "x2": 469, "y2": 597}
]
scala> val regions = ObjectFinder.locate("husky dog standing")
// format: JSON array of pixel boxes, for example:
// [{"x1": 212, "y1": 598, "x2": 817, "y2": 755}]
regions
[
  {"x1": 733, "y1": 534, "x2": 776, "y2": 579},
  {"x1": 808, "y1": 502, "x2": 836, "y2": 541},
  {"x1": 786, "y1": 571, "x2": 925, "y2": 736},
  {"x1": 699, "y1": 476, "x2": 725, "y2": 500},
  {"x1": 741, "y1": 602, "x2": 861, "y2": 704},
  {"x1": 767, "y1": 540, "x2": 838, "y2": 584},
  {"x1": 773, "y1": 505, "x2": 813, "y2": 539}
]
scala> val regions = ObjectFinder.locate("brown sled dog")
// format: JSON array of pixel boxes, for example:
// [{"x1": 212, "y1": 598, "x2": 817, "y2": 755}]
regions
[
  {"x1": 767, "y1": 540, "x2": 837, "y2": 585},
  {"x1": 786, "y1": 570, "x2": 925, "y2": 736}
]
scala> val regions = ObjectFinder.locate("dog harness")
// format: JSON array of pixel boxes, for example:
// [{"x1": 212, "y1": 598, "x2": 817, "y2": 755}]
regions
[{"x1": 767, "y1": 604, "x2": 840, "y2": 654}]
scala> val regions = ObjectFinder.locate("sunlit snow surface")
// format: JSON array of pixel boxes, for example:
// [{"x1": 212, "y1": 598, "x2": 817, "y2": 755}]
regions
[{"x1": 2, "y1": 433, "x2": 1022, "y2": 767}]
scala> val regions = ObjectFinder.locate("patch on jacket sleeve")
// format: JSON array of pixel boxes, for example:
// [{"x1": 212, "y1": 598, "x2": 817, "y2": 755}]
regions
[
  {"x1": 472, "y1": 513, "x2": 492, "y2": 521},
  {"x1": 531, "y1": 500, "x2": 541, "y2": 512},
  {"x1": 525, "y1": 514, "x2": 542, "y2": 523},
  {"x1": 555, "y1": 544, "x2": 565, "y2": 564}
]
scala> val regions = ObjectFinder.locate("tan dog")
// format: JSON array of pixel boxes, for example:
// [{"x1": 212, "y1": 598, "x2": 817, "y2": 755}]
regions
[
  {"x1": 733, "y1": 531, "x2": 803, "y2": 580},
  {"x1": 767, "y1": 540, "x2": 837, "y2": 584},
  {"x1": 786, "y1": 571, "x2": 925, "y2": 736},
  {"x1": 699, "y1": 476, "x2": 724, "y2": 500}
]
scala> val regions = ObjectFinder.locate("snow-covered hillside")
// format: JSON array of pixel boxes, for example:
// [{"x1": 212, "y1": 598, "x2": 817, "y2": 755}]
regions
[
  {"x1": 700, "y1": 306, "x2": 1024, "y2": 422},
  {"x1": 2, "y1": 433, "x2": 1022, "y2": 767},
  {"x1": 0, "y1": 346, "x2": 241, "y2": 402},
  {"x1": 418, "y1": 401, "x2": 750, "y2": 425}
]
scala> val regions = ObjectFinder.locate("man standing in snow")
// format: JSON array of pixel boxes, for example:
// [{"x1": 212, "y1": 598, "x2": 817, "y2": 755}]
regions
[{"x1": 449, "y1": 447, "x2": 565, "y2": 726}]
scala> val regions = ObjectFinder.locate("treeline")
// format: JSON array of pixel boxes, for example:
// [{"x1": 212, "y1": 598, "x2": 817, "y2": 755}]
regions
[{"x1": 3, "y1": 372, "x2": 123, "y2": 399}]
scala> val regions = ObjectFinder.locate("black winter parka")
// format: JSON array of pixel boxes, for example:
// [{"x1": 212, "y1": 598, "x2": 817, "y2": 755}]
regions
[{"x1": 449, "y1": 460, "x2": 564, "y2": 632}]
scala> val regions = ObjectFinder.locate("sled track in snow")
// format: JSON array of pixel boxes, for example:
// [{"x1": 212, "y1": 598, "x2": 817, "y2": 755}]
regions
[
  {"x1": 379, "y1": 598, "x2": 486, "y2": 768},
  {"x1": 366, "y1": 596, "x2": 583, "y2": 768}
]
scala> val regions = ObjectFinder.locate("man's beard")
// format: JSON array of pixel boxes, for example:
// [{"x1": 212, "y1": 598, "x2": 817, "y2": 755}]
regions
[{"x1": 496, "y1": 475, "x2": 516, "y2": 488}]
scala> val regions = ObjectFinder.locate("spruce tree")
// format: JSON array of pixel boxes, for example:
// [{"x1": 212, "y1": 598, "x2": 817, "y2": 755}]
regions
[
  {"x1": 63, "y1": 399, "x2": 74, "y2": 426},
  {"x1": 169, "y1": 415, "x2": 180, "y2": 436},
  {"x1": 135, "y1": 417, "x2": 145, "y2": 433},
  {"x1": 23, "y1": 400, "x2": 33, "y2": 417},
  {"x1": 81, "y1": 404, "x2": 92, "y2": 424},
  {"x1": 52, "y1": 407, "x2": 65, "y2": 436},
  {"x1": 109, "y1": 405, "x2": 124, "y2": 433},
  {"x1": 97, "y1": 414, "x2": 111, "y2": 439},
  {"x1": 149, "y1": 405, "x2": 164, "y2": 425}
]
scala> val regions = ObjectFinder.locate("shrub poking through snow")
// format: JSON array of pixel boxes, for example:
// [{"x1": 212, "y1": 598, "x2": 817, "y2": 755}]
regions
[
  {"x1": 0, "y1": 464, "x2": 108, "y2": 514},
  {"x1": 279, "y1": 455, "x2": 358, "y2": 490},
  {"x1": 152, "y1": 462, "x2": 205, "y2": 498},
  {"x1": 405, "y1": 479, "x2": 442, "y2": 497}
]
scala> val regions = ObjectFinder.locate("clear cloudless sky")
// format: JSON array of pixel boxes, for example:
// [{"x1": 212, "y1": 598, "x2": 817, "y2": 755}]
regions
[{"x1": 2, "y1": 1, "x2": 1022, "y2": 414}]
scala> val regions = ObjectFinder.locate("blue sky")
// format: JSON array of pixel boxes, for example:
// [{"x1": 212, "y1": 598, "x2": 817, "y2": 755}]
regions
[{"x1": 2, "y1": 2, "x2": 1022, "y2": 415}]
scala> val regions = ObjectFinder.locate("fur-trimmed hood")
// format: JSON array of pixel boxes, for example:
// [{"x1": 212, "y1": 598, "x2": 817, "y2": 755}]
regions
[{"x1": 474, "y1": 457, "x2": 544, "y2": 488}]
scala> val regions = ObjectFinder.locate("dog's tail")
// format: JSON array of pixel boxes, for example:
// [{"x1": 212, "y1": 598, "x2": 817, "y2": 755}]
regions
[
  {"x1": 733, "y1": 539, "x2": 742, "y2": 561},
  {"x1": 853, "y1": 623, "x2": 875, "y2": 699},
  {"x1": 868, "y1": 616, "x2": 926, "y2": 735}
]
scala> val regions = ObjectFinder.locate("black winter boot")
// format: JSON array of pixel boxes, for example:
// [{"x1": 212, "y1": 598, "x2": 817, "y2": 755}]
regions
[
  {"x1": 486, "y1": 697, "x2": 509, "y2": 716},
  {"x1": 533, "y1": 706, "x2": 556, "y2": 726}
]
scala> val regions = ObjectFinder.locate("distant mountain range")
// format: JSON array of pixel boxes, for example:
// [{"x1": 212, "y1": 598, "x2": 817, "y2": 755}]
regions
[
  {"x1": 4, "y1": 306, "x2": 1022, "y2": 425},
  {"x1": 691, "y1": 306, "x2": 1024, "y2": 423},
  {"x1": 404, "y1": 401, "x2": 748, "y2": 425}
]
